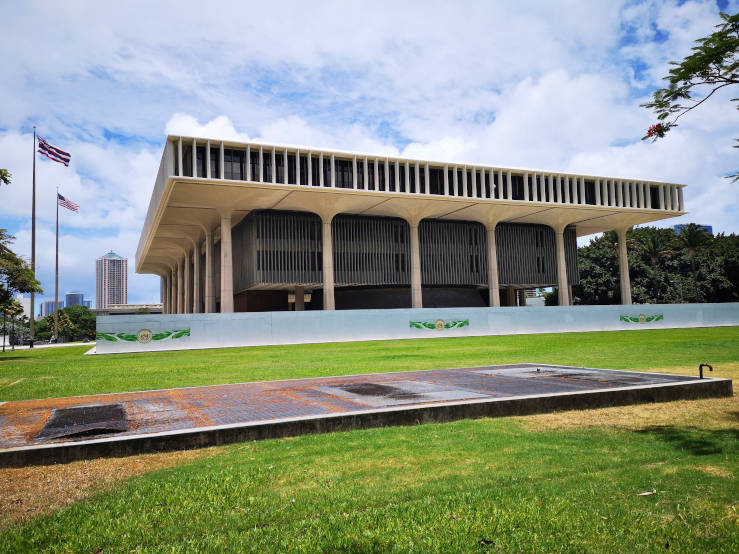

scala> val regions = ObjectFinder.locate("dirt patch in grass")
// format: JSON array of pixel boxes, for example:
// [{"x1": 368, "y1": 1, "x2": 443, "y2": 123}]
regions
[
  {"x1": 517, "y1": 363, "x2": 738, "y2": 431},
  {"x1": 0, "y1": 446, "x2": 223, "y2": 528},
  {"x1": 690, "y1": 465, "x2": 733, "y2": 478}
]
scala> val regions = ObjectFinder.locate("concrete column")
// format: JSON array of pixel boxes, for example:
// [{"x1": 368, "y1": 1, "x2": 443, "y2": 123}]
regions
[
  {"x1": 184, "y1": 251, "x2": 191, "y2": 313},
  {"x1": 177, "y1": 259, "x2": 183, "y2": 314},
  {"x1": 453, "y1": 166, "x2": 458, "y2": 196},
  {"x1": 486, "y1": 224, "x2": 500, "y2": 307},
  {"x1": 321, "y1": 217, "x2": 335, "y2": 310},
  {"x1": 394, "y1": 160, "x2": 400, "y2": 191},
  {"x1": 219, "y1": 142, "x2": 225, "y2": 179},
  {"x1": 578, "y1": 176, "x2": 585, "y2": 205},
  {"x1": 193, "y1": 242, "x2": 201, "y2": 313},
  {"x1": 308, "y1": 152, "x2": 312, "y2": 186},
  {"x1": 373, "y1": 158, "x2": 379, "y2": 191},
  {"x1": 284, "y1": 149, "x2": 288, "y2": 184},
  {"x1": 405, "y1": 161, "x2": 410, "y2": 193},
  {"x1": 616, "y1": 227, "x2": 632, "y2": 305},
  {"x1": 206, "y1": 141, "x2": 211, "y2": 179},
  {"x1": 385, "y1": 158, "x2": 390, "y2": 191},
  {"x1": 414, "y1": 162, "x2": 420, "y2": 194},
  {"x1": 364, "y1": 157, "x2": 369, "y2": 190},
  {"x1": 295, "y1": 286, "x2": 305, "y2": 311},
  {"x1": 564, "y1": 176, "x2": 571, "y2": 204},
  {"x1": 169, "y1": 270, "x2": 175, "y2": 314},
  {"x1": 547, "y1": 174, "x2": 554, "y2": 203},
  {"x1": 554, "y1": 227, "x2": 570, "y2": 306},
  {"x1": 624, "y1": 181, "x2": 631, "y2": 207},
  {"x1": 497, "y1": 169, "x2": 503, "y2": 199},
  {"x1": 658, "y1": 184, "x2": 665, "y2": 210},
  {"x1": 330, "y1": 154, "x2": 335, "y2": 187},
  {"x1": 638, "y1": 182, "x2": 645, "y2": 208},
  {"x1": 352, "y1": 155, "x2": 357, "y2": 189},
  {"x1": 177, "y1": 137, "x2": 183, "y2": 176},
  {"x1": 506, "y1": 287, "x2": 516, "y2": 307},
  {"x1": 461, "y1": 166, "x2": 467, "y2": 197},
  {"x1": 444, "y1": 165, "x2": 449, "y2": 195},
  {"x1": 595, "y1": 179, "x2": 601, "y2": 205},
  {"x1": 424, "y1": 163, "x2": 429, "y2": 195},
  {"x1": 259, "y1": 146, "x2": 264, "y2": 182},
  {"x1": 523, "y1": 172, "x2": 529, "y2": 201},
  {"x1": 617, "y1": 180, "x2": 623, "y2": 207},
  {"x1": 409, "y1": 220, "x2": 423, "y2": 308},
  {"x1": 532, "y1": 173, "x2": 538, "y2": 202},
  {"x1": 205, "y1": 230, "x2": 215, "y2": 313},
  {"x1": 295, "y1": 149, "x2": 300, "y2": 185},
  {"x1": 220, "y1": 213, "x2": 234, "y2": 313},
  {"x1": 246, "y1": 145, "x2": 251, "y2": 181},
  {"x1": 162, "y1": 276, "x2": 167, "y2": 314},
  {"x1": 319, "y1": 153, "x2": 324, "y2": 186},
  {"x1": 271, "y1": 148, "x2": 276, "y2": 184},
  {"x1": 518, "y1": 289, "x2": 527, "y2": 306},
  {"x1": 678, "y1": 186, "x2": 684, "y2": 211}
]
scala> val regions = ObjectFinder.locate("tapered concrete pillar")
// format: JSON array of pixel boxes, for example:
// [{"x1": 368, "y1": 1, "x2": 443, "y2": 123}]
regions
[
  {"x1": 616, "y1": 227, "x2": 632, "y2": 305},
  {"x1": 204, "y1": 230, "x2": 215, "y2": 313},
  {"x1": 409, "y1": 221, "x2": 423, "y2": 308},
  {"x1": 177, "y1": 260, "x2": 183, "y2": 314},
  {"x1": 321, "y1": 218, "x2": 335, "y2": 310},
  {"x1": 486, "y1": 224, "x2": 500, "y2": 307},
  {"x1": 220, "y1": 213, "x2": 234, "y2": 313},
  {"x1": 554, "y1": 226, "x2": 570, "y2": 306},
  {"x1": 506, "y1": 287, "x2": 516, "y2": 306},
  {"x1": 170, "y1": 270, "x2": 175, "y2": 314},
  {"x1": 184, "y1": 252, "x2": 191, "y2": 314},
  {"x1": 193, "y1": 243, "x2": 201, "y2": 313}
]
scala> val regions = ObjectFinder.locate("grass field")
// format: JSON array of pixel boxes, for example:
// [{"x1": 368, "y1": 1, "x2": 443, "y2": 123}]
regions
[
  {"x1": 1, "y1": 327, "x2": 738, "y2": 401},
  {"x1": 1, "y1": 327, "x2": 737, "y2": 552}
]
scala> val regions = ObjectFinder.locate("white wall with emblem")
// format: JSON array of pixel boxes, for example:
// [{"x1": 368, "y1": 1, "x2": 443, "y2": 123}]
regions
[{"x1": 93, "y1": 302, "x2": 739, "y2": 354}]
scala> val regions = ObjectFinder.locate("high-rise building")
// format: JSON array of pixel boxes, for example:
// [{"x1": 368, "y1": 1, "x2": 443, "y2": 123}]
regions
[
  {"x1": 83, "y1": 299, "x2": 93, "y2": 308},
  {"x1": 65, "y1": 291, "x2": 85, "y2": 307},
  {"x1": 96, "y1": 251, "x2": 128, "y2": 309},
  {"x1": 14, "y1": 293, "x2": 31, "y2": 317},
  {"x1": 40, "y1": 299, "x2": 63, "y2": 318}
]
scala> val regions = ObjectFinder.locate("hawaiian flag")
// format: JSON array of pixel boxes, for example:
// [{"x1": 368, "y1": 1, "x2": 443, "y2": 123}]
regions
[
  {"x1": 57, "y1": 193, "x2": 79, "y2": 212},
  {"x1": 38, "y1": 137, "x2": 71, "y2": 166}
]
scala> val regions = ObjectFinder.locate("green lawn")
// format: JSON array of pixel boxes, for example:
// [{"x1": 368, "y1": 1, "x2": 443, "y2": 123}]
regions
[
  {"x1": 1, "y1": 328, "x2": 737, "y2": 551},
  {"x1": 1, "y1": 326, "x2": 738, "y2": 401}
]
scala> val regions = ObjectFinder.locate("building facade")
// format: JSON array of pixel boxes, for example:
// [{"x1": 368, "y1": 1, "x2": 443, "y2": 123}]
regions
[
  {"x1": 136, "y1": 136, "x2": 686, "y2": 314},
  {"x1": 40, "y1": 299, "x2": 63, "y2": 318},
  {"x1": 95, "y1": 251, "x2": 128, "y2": 309},
  {"x1": 65, "y1": 291, "x2": 85, "y2": 308}
]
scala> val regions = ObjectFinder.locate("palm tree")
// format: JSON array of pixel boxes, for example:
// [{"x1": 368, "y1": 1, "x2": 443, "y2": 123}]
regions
[
  {"x1": 640, "y1": 235, "x2": 671, "y2": 301},
  {"x1": 674, "y1": 223, "x2": 711, "y2": 302}
]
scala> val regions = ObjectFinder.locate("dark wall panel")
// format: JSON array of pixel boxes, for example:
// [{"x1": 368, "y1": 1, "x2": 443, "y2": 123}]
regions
[{"x1": 420, "y1": 220, "x2": 487, "y2": 286}]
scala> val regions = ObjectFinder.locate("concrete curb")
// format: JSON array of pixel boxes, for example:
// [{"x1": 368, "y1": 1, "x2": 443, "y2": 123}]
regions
[{"x1": 0, "y1": 377, "x2": 731, "y2": 468}]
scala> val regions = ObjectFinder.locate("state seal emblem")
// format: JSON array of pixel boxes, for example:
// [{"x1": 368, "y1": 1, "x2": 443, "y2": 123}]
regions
[{"x1": 136, "y1": 329, "x2": 153, "y2": 344}]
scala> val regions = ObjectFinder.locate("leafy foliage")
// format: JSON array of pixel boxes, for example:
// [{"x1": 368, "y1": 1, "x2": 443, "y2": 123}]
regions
[
  {"x1": 574, "y1": 225, "x2": 737, "y2": 305},
  {"x1": 0, "y1": 229, "x2": 42, "y2": 310},
  {"x1": 0, "y1": 169, "x2": 10, "y2": 186},
  {"x1": 641, "y1": 11, "x2": 739, "y2": 179},
  {"x1": 34, "y1": 305, "x2": 96, "y2": 342}
]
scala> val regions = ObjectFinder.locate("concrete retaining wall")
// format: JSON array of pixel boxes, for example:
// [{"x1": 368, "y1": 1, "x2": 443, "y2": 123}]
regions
[{"x1": 95, "y1": 302, "x2": 739, "y2": 354}]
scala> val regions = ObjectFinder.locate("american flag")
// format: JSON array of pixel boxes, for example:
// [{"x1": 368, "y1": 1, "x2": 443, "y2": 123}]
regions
[
  {"x1": 38, "y1": 137, "x2": 71, "y2": 166},
  {"x1": 57, "y1": 193, "x2": 79, "y2": 212}
]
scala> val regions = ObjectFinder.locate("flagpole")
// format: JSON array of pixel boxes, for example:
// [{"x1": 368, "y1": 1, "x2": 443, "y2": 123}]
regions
[
  {"x1": 29, "y1": 127, "x2": 36, "y2": 348},
  {"x1": 54, "y1": 188, "x2": 59, "y2": 342}
]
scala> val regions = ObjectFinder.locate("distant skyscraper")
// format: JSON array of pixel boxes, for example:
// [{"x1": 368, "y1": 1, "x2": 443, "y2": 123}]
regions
[
  {"x1": 14, "y1": 293, "x2": 31, "y2": 317},
  {"x1": 83, "y1": 299, "x2": 93, "y2": 308},
  {"x1": 65, "y1": 291, "x2": 85, "y2": 307},
  {"x1": 40, "y1": 299, "x2": 63, "y2": 318},
  {"x1": 96, "y1": 251, "x2": 128, "y2": 310}
]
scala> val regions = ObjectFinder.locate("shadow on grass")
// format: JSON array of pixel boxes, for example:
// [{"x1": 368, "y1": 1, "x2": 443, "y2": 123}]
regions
[{"x1": 636, "y1": 425, "x2": 739, "y2": 456}]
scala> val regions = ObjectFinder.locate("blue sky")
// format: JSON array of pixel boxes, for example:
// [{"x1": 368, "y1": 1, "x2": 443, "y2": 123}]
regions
[{"x1": 1, "y1": 0, "x2": 737, "y2": 310}]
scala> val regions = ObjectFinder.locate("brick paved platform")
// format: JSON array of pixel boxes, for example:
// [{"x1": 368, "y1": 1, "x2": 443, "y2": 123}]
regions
[{"x1": 0, "y1": 364, "x2": 731, "y2": 467}]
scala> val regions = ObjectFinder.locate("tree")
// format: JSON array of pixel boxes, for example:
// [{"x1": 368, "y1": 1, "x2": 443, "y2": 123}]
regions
[
  {"x1": 638, "y1": 233, "x2": 671, "y2": 300},
  {"x1": 0, "y1": 169, "x2": 10, "y2": 186},
  {"x1": 0, "y1": 229, "x2": 42, "y2": 309},
  {"x1": 1, "y1": 299, "x2": 23, "y2": 352},
  {"x1": 641, "y1": 12, "x2": 738, "y2": 179},
  {"x1": 674, "y1": 223, "x2": 712, "y2": 301},
  {"x1": 52, "y1": 310, "x2": 76, "y2": 342},
  {"x1": 62, "y1": 305, "x2": 96, "y2": 340}
]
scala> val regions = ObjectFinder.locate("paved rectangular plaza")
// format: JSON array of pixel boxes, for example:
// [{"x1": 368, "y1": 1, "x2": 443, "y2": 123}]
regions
[{"x1": 0, "y1": 364, "x2": 730, "y2": 467}]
